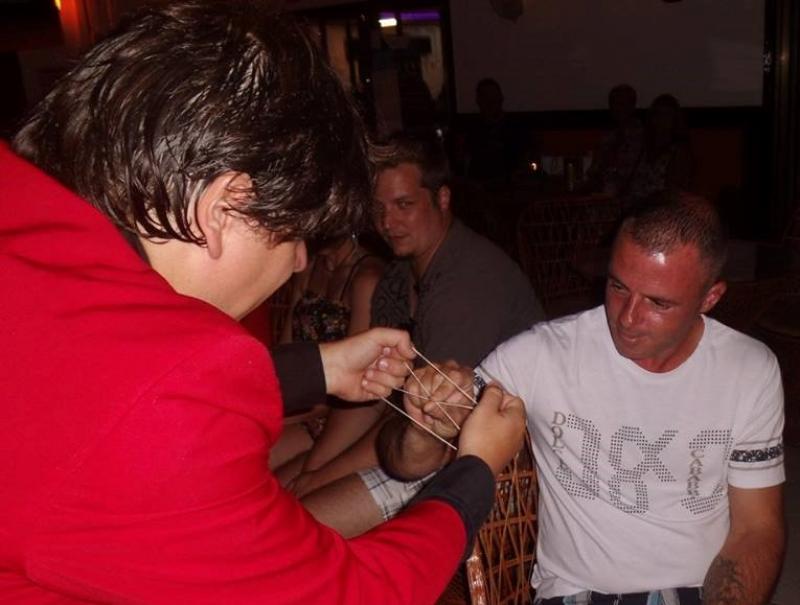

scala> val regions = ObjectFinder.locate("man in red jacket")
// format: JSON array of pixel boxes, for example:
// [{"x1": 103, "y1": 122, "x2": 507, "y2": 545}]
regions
[{"x1": 0, "y1": 2, "x2": 525, "y2": 603}]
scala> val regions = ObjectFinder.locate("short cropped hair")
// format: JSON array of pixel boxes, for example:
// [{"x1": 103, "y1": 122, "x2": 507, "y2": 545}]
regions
[
  {"x1": 476, "y1": 77, "x2": 503, "y2": 98},
  {"x1": 371, "y1": 133, "x2": 450, "y2": 194},
  {"x1": 647, "y1": 93, "x2": 689, "y2": 144},
  {"x1": 618, "y1": 193, "x2": 728, "y2": 283},
  {"x1": 608, "y1": 84, "x2": 636, "y2": 106},
  {"x1": 13, "y1": 0, "x2": 369, "y2": 245}
]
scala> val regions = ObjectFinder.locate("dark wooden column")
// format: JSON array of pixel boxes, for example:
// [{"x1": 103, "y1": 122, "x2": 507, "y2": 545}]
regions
[{"x1": 765, "y1": 0, "x2": 800, "y2": 234}]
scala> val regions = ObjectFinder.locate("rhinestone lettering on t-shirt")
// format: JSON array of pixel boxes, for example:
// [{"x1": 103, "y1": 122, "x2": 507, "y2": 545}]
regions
[
  {"x1": 681, "y1": 429, "x2": 733, "y2": 514},
  {"x1": 549, "y1": 412, "x2": 735, "y2": 516}
]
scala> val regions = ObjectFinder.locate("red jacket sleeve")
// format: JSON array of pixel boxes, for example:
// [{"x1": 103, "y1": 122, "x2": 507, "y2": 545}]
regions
[{"x1": 23, "y1": 337, "x2": 467, "y2": 604}]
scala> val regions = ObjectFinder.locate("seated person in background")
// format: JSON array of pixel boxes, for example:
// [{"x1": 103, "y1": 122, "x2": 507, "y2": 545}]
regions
[
  {"x1": 583, "y1": 83, "x2": 643, "y2": 196},
  {"x1": 385, "y1": 194, "x2": 786, "y2": 605},
  {"x1": 0, "y1": 3, "x2": 528, "y2": 603},
  {"x1": 271, "y1": 234, "x2": 386, "y2": 485},
  {"x1": 623, "y1": 93, "x2": 693, "y2": 210},
  {"x1": 462, "y1": 78, "x2": 526, "y2": 183},
  {"x1": 297, "y1": 132, "x2": 545, "y2": 536}
]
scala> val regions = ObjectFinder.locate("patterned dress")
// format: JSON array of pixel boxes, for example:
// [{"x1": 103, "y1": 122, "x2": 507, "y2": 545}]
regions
[{"x1": 291, "y1": 255, "x2": 375, "y2": 437}]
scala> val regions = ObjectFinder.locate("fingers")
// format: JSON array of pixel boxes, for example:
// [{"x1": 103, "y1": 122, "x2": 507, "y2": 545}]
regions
[
  {"x1": 367, "y1": 328, "x2": 415, "y2": 362},
  {"x1": 362, "y1": 352, "x2": 412, "y2": 399},
  {"x1": 499, "y1": 389, "x2": 524, "y2": 414},
  {"x1": 399, "y1": 363, "x2": 472, "y2": 440},
  {"x1": 405, "y1": 362, "x2": 469, "y2": 397},
  {"x1": 458, "y1": 383, "x2": 526, "y2": 476},
  {"x1": 474, "y1": 384, "x2": 525, "y2": 422},
  {"x1": 362, "y1": 329, "x2": 416, "y2": 388},
  {"x1": 360, "y1": 348, "x2": 476, "y2": 443},
  {"x1": 475, "y1": 382, "x2": 503, "y2": 407},
  {"x1": 419, "y1": 365, "x2": 473, "y2": 415},
  {"x1": 361, "y1": 375, "x2": 397, "y2": 400},
  {"x1": 319, "y1": 328, "x2": 416, "y2": 402},
  {"x1": 367, "y1": 353, "x2": 410, "y2": 379}
]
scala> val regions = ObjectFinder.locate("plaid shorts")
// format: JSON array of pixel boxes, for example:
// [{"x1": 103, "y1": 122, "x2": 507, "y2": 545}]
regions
[
  {"x1": 358, "y1": 466, "x2": 434, "y2": 521},
  {"x1": 534, "y1": 587, "x2": 703, "y2": 605}
]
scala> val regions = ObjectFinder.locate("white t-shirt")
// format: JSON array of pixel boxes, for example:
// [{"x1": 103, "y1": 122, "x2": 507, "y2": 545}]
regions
[{"x1": 478, "y1": 306, "x2": 784, "y2": 598}]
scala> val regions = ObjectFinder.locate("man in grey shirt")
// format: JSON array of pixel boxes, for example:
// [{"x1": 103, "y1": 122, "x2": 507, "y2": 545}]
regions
[
  {"x1": 370, "y1": 187, "x2": 542, "y2": 367},
  {"x1": 298, "y1": 134, "x2": 543, "y2": 535}
]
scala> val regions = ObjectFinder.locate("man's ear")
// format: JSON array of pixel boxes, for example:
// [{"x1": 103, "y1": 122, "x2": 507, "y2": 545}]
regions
[
  {"x1": 700, "y1": 280, "x2": 727, "y2": 314},
  {"x1": 195, "y1": 172, "x2": 253, "y2": 259},
  {"x1": 436, "y1": 185, "x2": 451, "y2": 213}
]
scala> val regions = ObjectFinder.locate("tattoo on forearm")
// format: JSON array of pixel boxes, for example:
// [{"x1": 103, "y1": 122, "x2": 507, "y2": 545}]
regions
[{"x1": 704, "y1": 556, "x2": 746, "y2": 605}]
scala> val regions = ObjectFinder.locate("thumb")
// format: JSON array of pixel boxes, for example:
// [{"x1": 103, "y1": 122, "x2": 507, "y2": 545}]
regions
[
  {"x1": 499, "y1": 389, "x2": 525, "y2": 415},
  {"x1": 472, "y1": 383, "x2": 505, "y2": 415}
]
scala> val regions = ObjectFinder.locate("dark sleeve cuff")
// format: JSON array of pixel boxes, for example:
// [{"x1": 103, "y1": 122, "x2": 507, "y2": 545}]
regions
[
  {"x1": 413, "y1": 455, "x2": 495, "y2": 560},
  {"x1": 271, "y1": 342, "x2": 326, "y2": 415}
]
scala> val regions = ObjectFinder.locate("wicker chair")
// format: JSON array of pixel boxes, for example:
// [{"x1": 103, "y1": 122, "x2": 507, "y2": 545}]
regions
[
  {"x1": 465, "y1": 432, "x2": 538, "y2": 605},
  {"x1": 517, "y1": 195, "x2": 621, "y2": 318}
]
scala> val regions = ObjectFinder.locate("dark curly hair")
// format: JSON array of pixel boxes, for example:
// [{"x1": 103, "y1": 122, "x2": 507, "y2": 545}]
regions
[{"x1": 13, "y1": 0, "x2": 370, "y2": 245}]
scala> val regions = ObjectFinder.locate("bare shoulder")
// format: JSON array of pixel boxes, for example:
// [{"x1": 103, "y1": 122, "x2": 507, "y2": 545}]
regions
[
  {"x1": 353, "y1": 256, "x2": 386, "y2": 287},
  {"x1": 348, "y1": 257, "x2": 386, "y2": 302}
]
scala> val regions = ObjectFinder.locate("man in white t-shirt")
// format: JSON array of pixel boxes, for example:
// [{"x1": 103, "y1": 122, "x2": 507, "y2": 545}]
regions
[{"x1": 384, "y1": 195, "x2": 786, "y2": 605}]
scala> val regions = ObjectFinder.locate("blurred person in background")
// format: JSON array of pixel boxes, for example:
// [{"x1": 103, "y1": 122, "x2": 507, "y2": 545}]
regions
[
  {"x1": 584, "y1": 84, "x2": 644, "y2": 196},
  {"x1": 623, "y1": 93, "x2": 693, "y2": 210}
]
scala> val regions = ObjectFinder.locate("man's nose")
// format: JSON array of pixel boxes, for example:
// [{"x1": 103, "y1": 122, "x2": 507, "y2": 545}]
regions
[
  {"x1": 619, "y1": 295, "x2": 640, "y2": 328},
  {"x1": 379, "y1": 206, "x2": 395, "y2": 232}
]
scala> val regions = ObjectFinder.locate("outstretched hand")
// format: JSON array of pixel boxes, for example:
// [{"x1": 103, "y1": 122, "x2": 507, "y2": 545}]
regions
[
  {"x1": 402, "y1": 361, "x2": 474, "y2": 441},
  {"x1": 457, "y1": 384, "x2": 526, "y2": 476},
  {"x1": 318, "y1": 328, "x2": 415, "y2": 402}
]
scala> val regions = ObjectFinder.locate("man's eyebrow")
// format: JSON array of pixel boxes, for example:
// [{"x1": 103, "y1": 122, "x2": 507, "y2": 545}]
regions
[
  {"x1": 607, "y1": 272, "x2": 626, "y2": 286},
  {"x1": 608, "y1": 271, "x2": 680, "y2": 306},
  {"x1": 647, "y1": 294, "x2": 679, "y2": 306}
]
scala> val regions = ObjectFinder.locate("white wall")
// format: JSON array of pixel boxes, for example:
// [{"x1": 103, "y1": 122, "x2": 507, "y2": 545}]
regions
[{"x1": 451, "y1": 0, "x2": 765, "y2": 112}]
